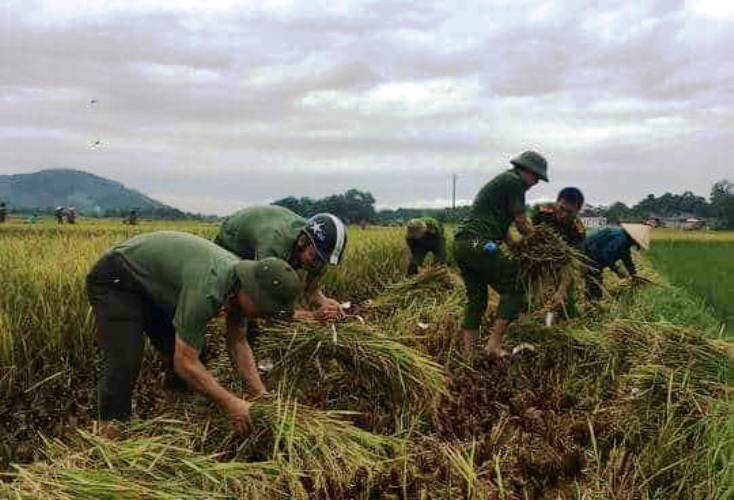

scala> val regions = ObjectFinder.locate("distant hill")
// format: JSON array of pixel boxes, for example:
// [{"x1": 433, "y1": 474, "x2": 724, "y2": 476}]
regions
[{"x1": 0, "y1": 169, "x2": 188, "y2": 218}]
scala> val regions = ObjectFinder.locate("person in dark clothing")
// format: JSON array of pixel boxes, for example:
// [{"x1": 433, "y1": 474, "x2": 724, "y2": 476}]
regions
[
  {"x1": 405, "y1": 217, "x2": 446, "y2": 276},
  {"x1": 0, "y1": 202, "x2": 7, "y2": 223},
  {"x1": 54, "y1": 206, "x2": 65, "y2": 224},
  {"x1": 584, "y1": 223, "x2": 650, "y2": 300},
  {"x1": 530, "y1": 187, "x2": 586, "y2": 317}
]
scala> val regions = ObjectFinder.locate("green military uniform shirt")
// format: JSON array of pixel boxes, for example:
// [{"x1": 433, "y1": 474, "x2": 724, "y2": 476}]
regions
[
  {"x1": 216, "y1": 206, "x2": 305, "y2": 261},
  {"x1": 453, "y1": 169, "x2": 529, "y2": 330},
  {"x1": 112, "y1": 231, "x2": 239, "y2": 350},
  {"x1": 455, "y1": 169, "x2": 528, "y2": 242},
  {"x1": 530, "y1": 203, "x2": 586, "y2": 248},
  {"x1": 215, "y1": 205, "x2": 326, "y2": 286}
]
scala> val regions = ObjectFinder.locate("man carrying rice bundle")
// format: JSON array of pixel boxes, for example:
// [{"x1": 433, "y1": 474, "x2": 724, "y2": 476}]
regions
[
  {"x1": 530, "y1": 187, "x2": 586, "y2": 318},
  {"x1": 215, "y1": 206, "x2": 347, "y2": 321},
  {"x1": 454, "y1": 150, "x2": 548, "y2": 358},
  {"x1": 405, "y1": 217, "x2": 447, "y2": 276},
  {"x1": 86, "y1": 231, "x2": 301, "y2": 436},
  {"x1": 583, "y1": 223, "x2": 651, "y2": 301}
]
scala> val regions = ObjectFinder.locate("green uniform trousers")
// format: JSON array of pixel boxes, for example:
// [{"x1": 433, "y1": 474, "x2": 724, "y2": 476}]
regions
[
  {"x1": 454, "y1": 236, "x2": 527, "y2": 330},
  {"x1": 86, "y1": 253, "x2": 205, "y2": 420}
]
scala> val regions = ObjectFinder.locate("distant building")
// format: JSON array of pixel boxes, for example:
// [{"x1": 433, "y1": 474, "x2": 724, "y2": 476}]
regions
[
  {"x1": 658, "y1": 213, "x2": 708, "y2": 230},
  {"x1": 577, "y1": 205, "x2": 608, "y2": 230}
]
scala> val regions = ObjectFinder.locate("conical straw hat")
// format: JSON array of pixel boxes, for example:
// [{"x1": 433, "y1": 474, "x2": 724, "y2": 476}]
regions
[{"x1": 621, "y1": 223, "x2": 650, "y2": 250}]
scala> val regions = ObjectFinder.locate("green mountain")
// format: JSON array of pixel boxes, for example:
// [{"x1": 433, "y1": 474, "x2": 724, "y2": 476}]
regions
[{"x1": 0, "y1": 169, "x2": 187, "y2": 218}]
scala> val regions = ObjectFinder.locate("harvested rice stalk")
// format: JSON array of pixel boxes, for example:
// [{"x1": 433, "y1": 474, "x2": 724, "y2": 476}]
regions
[
  {"x1": 508, "y1": 225, "x2": 592, "y2": 309},
  {"x1": 368, "y1": 265, "x2": 459, "y2": 316},
  {"x1": 244, "y1": 393, "x2": 405, "y2": 495},
  {"x1": 258, "y1": 320, "x2": 449, "y2": 411},
  {"x1": 1, "y1": 419, "x2": 284, "y2": 500}
]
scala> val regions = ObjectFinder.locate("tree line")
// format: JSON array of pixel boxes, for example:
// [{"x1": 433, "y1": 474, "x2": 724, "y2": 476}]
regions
[
  {"x1": 594, "y1": 180, "x2": 733, "y2": 228},
  {"x1": 273, "y1": 180, "x2": 734, "y2": 229}
]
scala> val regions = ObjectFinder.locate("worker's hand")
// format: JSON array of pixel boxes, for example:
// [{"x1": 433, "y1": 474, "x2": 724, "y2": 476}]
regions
[
  {"x1": 226, "y1": 398, "x2": 253, "y2": 436},
  {"x1": 546, "y1": 291, "x2": 565, "y2": 310},
  {"x1": 316, "y1": 297, "x2": 344, "y2": 320},
  {"x1": 293, "y1": 309, "x2": 318, "y2": 322}
]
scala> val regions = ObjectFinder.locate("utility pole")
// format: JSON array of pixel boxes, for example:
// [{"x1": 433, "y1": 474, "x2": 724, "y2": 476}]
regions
[{"x1": 451, "y1": 173, "x2": 457, "y2": 210}]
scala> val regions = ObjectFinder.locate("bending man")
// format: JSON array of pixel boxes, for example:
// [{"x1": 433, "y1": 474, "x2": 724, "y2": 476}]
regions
[
  {"x1": 530, "y1": 187, "x2": 586, "y2": 317},
  {"x1": 584, "y1": 223, "x2": 650, "y2": 301},
  {"x1": 215, "y1": 206, "x2": 347, "y2": 320},
  {"x1": 87, "y1": 231, "x2": 301, "y2": 434},
  {"x1": 405, "y1": 217, "x2": 446, "y2": 276}
]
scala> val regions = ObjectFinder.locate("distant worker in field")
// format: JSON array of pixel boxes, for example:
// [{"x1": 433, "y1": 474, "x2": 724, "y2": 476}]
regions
[
  {"x1": 583, "y1": 223, "x2": 650, "y2": 301},
  {"x1": 27, "y1": 212, "x2": 38, "y2": 224},
  {"x1": 66, "y1": 206, "x2": 77, "y2": 224},
  {"x1": 215, "y1": 206, "x2": 348, "y2": 321},
  {"x1": 86, "y1": 231, "x2": 301, "y2": 436},
  {"x1": 530, "y1": 187, "x2": 586, "y2": 318},
  {"x1": 54, "y1": 206, "x2": 65, "y2": 224},
  {"x1": 126, "y1": 208, "x2": 139, "y2": 225},
  {"x1": 405, "y1": 217, "x2": 446, "y2": 276},
  {"x1": 454, "y1": 150, "x2": 548, "y2": 358},
  {"x1": 0, "y1": 201, "x2": 7, "y2": 223}
]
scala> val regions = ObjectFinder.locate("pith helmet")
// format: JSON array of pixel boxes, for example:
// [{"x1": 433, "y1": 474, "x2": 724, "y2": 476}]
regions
[
  {"x1": 406, "y1": 218, "x2": 428, "y2": 239},
  {"x1": 235, "y1": 257, "x2": 302, "y2": 317},
  {"x1": 621, "y1": 223, "x2": 651, "y2": 251},
  {"x1": 510, "y1": 150, "x2": 549, "y2": 182}
]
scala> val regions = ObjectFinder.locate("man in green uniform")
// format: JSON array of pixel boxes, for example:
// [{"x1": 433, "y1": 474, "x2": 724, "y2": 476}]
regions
[
  {"x1": 86, "y1": 231, "x2": 301, "y2": 435},
  {"x1": 215, "y1": 206, "x2": 348, "y2": 320},
  {"x1": 530, "y1": 187, "x2": 586, "y2": 317},
  {"x1": 405, "y1": 217, "x2": 446, "y2": 275},
  {"x1": 454, "y1": 150, "x2": 548, "y2": 358}
]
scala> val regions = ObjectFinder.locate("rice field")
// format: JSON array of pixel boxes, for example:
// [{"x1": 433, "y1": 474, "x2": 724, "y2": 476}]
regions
[
  {"x1": 0, "y1": 220, "x2": 732, "y2": 498},
  {"x1": 650, "y1": 229, "x2": 734, "y2": 338}
]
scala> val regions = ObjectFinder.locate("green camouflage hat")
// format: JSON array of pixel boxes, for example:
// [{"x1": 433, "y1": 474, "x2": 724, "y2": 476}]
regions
[
  {"x1": 510, "y1": 150, "x2": 549, "y2": 182},
  {"x1": 406, "y1": 218, "x2": 428, "y2": 239},
  {"x1": 235, "y1": 257, "x2": 301, "y2": 317}
]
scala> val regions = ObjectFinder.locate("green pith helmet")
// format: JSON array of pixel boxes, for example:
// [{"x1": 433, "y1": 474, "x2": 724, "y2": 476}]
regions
[
  {"x1": 406, "y1": 218, "x2": 428, "y2": 239},
  {"x1": 510, "y1": 150, "x2": 549, "y2": 182},
  {"x1": 235, "y1": 257, "x2": 301, "y2": 317}
]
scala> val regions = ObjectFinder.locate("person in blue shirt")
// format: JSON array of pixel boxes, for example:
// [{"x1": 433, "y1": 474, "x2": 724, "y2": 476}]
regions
[{"x1": 584, "y1": 223, "x2": 650, "y2": 300}]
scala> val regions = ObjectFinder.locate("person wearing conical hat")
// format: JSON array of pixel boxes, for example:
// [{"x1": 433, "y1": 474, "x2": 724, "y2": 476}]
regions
[
  {"x1": 583, "y1": 223, "x2": 651, "y2": 301},
  {"x1": 405, "y1": 217, "x2": 446, "y2": 276},
  {"x1": 454, "y1": 150, "x2": 549, "y2": 359}
]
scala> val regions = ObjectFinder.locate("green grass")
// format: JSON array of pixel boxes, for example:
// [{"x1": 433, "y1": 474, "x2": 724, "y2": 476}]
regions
[{"x1": 649, "y1": 231, "x2": 734, "y2": 338}]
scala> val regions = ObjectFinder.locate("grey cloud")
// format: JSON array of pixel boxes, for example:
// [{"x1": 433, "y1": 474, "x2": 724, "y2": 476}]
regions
[{"x1": 0, "y1": 0, "x2": 732, "y2": 214}]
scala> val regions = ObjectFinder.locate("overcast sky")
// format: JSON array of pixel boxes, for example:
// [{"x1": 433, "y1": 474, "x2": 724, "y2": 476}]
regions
[{"x1": 1, "y1": 0, "x2": 732, "y2": 214}]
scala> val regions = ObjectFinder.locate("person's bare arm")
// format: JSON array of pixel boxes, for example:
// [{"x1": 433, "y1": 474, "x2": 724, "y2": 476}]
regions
[
  {"x1": 514, "y1": 213, "x2": 534, "y2": 236},
  {"x1": 172, "y1": 337, "x2": 252, "y2": 434},
  {"x1": 225, "y1": 311, "x2": 267, "y2": 397}
]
